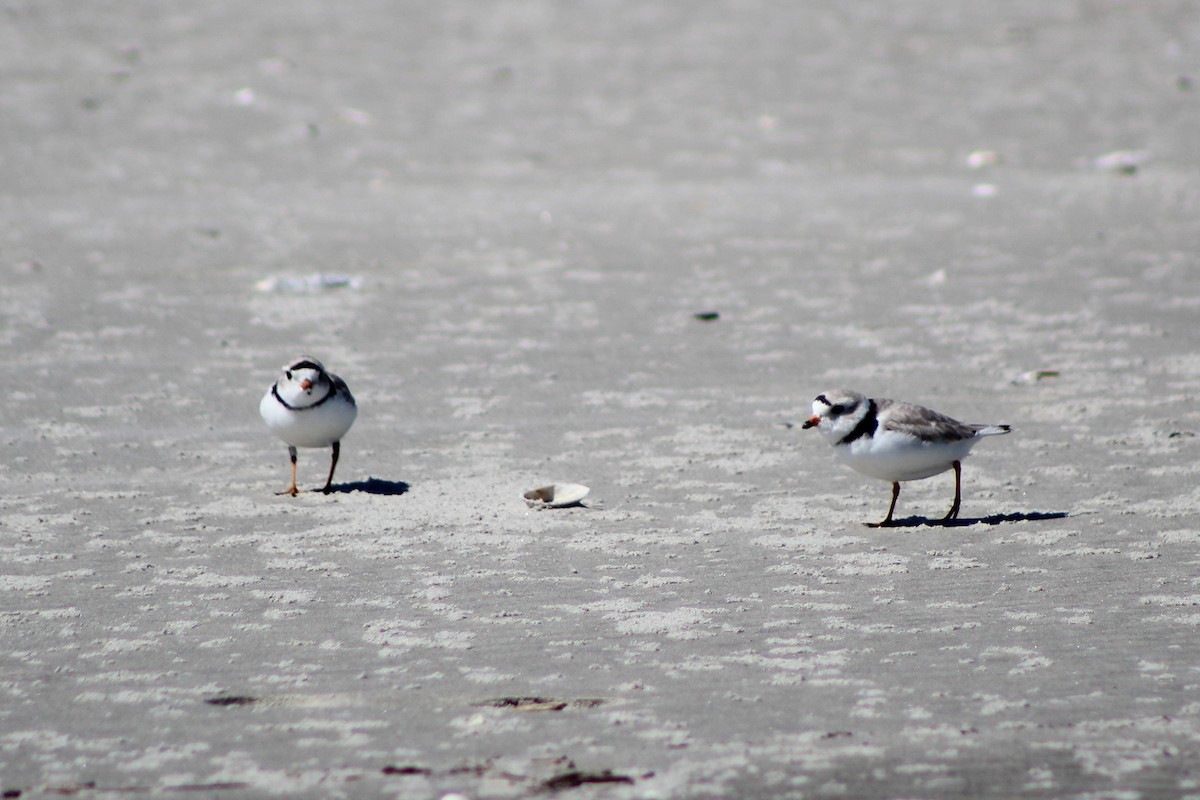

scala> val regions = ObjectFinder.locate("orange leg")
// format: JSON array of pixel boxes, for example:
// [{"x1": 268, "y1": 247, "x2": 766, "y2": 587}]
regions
[
  {"x1": 942, "y1": 460, "x2": 962, "y2": 522},
  {"x1": 320, "y1": 441, "x2": 341, "y2": 494},
  {"x1": 867, "y1": 482, "x2": 901, "y2": 528},
  {"x1": 276, "y1": 446, "x2": 300, "y2": 496}
]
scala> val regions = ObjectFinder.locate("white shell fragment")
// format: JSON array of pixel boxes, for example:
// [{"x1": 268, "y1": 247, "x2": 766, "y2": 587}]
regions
[
  {"x1": 255, "y1": 273, "x2": 363, "y2": 294},
  {"x1": 523, "y1": 483, "x2": 590, "y2": 509},
  {"x1": 1091, "y1": 150, "x2": 1149, "y2": 174},
  {"x1": 1012, "y1": 369, "x2": 1061, "y2": 385},
  {"x1": 966, "y1": 150, "x2": 1001, "y2": 169}
]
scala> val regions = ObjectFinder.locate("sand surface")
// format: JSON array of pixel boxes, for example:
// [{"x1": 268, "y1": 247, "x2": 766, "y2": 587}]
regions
[{"x1": 3, "y1": 1, "x2": 1200, "y2": 797}]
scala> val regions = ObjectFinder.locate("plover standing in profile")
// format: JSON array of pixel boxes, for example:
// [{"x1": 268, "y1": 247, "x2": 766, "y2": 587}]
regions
[
  {"x1": 802, "y1": 389, "x2": 1010, "y2": 526},
  {"x1": 260, "y1": 356, "x2": 357, "y2": 496}
]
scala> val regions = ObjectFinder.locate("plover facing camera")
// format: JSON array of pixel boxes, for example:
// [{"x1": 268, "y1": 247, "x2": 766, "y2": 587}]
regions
[
  {"x1": 803, "y1": 389, "x2": 1010, "y2": 527},
  {"x1": 260, "y1": 356, "x2": 357, "y2": 496}
]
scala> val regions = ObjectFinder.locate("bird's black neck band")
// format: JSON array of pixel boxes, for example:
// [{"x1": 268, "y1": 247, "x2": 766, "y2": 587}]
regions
[
  {"x1": 272, "y1": 382, "x2": 334, "y2": 411},
  {"x1": 837, "y1": 399, "x2": 878, "y2": 445}
]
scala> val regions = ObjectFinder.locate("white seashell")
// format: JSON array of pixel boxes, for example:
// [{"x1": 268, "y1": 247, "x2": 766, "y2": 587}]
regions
[
  {"x1": 1011, "y1": 369, "x2": 1061, "y2": 385},
  {"x1": 966, "y1": 150, "x2": 1000, "y2": 169},
  {"x1": 255, "y1": 273, "x2": 363, "y2": 294},
  {"x1": 1092, "y1": 150, "x2": 1149, "y2": 174},
  {"x1": 523, "y1": 483, "x2": 590, "y2": 509}
]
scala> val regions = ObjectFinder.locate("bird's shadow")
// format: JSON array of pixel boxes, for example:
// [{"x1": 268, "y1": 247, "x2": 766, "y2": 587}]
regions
[
  {"x1": 327, "y1": 477, "x2": 410, "y2": 496},
  {"x1": 878, "y1": 511, "x2": 1069, "y2": 529}
]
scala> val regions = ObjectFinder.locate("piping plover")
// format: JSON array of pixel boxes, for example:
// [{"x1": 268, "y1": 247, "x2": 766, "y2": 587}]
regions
[
  {"x1": 260, "y1": 356, "x2": 357, "y2": 496},
  {"x1": 802, "y1": 389, "x2": 1010, "y2": 526}
]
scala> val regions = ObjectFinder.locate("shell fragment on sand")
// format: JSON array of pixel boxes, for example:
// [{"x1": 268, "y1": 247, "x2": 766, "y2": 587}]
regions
[
  {"x1": 523, "y1": 483, "x2": 590, "y2": 509},
  {"x1": 255, "y1": 273, "x2": 363, "y2": 293}
]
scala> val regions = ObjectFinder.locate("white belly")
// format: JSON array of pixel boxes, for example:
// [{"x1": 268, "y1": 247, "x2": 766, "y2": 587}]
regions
[
  {"x1": 836, "y1": 434, "x2": 979, "y2": 482},
  {"x1": 260, "y1": 390, "x2": 356, "y2": 448}
]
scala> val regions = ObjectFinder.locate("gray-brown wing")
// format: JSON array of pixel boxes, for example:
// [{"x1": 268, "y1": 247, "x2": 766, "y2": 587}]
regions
[
  {"x1": 876, "y1": 398, "x2": 981, "y2": 443},
  {"x1": 331, "y1": 374, "x2": 356, "y2": 406}
]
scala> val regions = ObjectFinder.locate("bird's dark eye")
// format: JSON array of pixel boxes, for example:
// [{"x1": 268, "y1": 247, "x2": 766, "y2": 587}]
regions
[
  {"x1": 285, "y1": 370, "x2": 292, "y2": 380},
  {"x1": 829, "y1": 404, "x2": 845, "y2": 415}
]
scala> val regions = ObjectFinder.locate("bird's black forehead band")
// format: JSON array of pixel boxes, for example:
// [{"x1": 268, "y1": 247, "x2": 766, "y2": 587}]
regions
[
  {"x1": 288, "y1": 360, "x2": 323, "y2": 372},
  {"x1": 815, "y1": 394, "x2": 830, "y2": 406}
]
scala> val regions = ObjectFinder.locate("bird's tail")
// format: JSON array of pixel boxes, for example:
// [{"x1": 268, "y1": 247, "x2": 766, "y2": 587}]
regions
[{"x1": 975, "y1": 424, "x2": 1012, "y2": 436}]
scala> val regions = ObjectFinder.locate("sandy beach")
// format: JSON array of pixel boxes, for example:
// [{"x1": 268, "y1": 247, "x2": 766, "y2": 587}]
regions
[{"x1": 3, "y1": 1, "x2": 1200, "y2": 797}]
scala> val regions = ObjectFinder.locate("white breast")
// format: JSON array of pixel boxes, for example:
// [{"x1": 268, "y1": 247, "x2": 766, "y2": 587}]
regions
[
  {"x1": 836, "y1": 429, "x2": 982, "y2": 482},
  {"x1": 260, "y1": 387, "x2": 357, "y2": 448}
]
